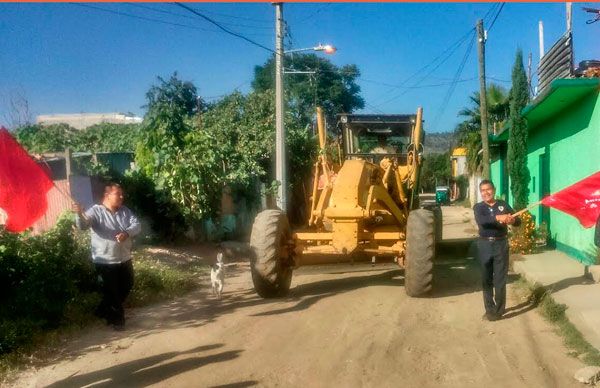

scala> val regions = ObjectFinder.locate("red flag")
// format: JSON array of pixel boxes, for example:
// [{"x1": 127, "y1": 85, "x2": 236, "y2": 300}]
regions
[
  {"x1": 541, "y1": 171, "x2": 600, "y2": 228},
  {"x1": 0, "y1": 127, "x2": 53, "y2": 232}
]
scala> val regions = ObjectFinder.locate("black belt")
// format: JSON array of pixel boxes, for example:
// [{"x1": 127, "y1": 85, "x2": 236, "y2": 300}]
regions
[{"x1": 479, "y1": 236, "x2": 507, "y2": 241}]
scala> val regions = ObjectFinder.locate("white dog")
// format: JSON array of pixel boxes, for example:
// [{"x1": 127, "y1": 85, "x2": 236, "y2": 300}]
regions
[{"x1": 210, "y1": 252, "x2": 225, "y2": 299}]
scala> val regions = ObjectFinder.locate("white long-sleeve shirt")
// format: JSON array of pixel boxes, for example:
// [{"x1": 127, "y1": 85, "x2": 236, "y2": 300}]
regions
[{"x1": 76, "y1": 204, "x2": 141, "y2": 264}]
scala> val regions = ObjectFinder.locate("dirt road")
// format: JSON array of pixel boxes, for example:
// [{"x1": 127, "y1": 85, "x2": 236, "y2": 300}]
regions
[{"x1": 12, "y1": 207, "x2": 583, "y2": 387}]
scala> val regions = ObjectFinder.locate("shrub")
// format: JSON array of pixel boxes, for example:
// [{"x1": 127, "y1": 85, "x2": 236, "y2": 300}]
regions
[
  {"x1": 128, "y1": 254, "x2": 203, "y2": 307},
  {"x1": 0, "y1": 216, "x2": 97, "y2": 354},
  {"x1": 509, "y1": 211, "x2": 537, "y2": 254}
]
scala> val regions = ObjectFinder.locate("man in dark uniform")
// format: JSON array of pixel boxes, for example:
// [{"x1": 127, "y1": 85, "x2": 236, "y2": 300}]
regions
[{"x1": 473, "y1": 180, "x2": 520, "y2": 321}]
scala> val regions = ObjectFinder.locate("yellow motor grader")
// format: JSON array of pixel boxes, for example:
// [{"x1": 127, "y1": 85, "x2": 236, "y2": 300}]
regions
[{"x1": 250, "y1": 107, "x2": 440, "y2": 298}]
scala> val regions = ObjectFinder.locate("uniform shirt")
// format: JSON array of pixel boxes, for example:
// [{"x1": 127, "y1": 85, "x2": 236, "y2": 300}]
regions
[
  {"x1": 473, "y1": 200, "x2": 521, "y2": 238},
  {"x1": 76, "y1": 204, "x2": 141, "y2": 264}
]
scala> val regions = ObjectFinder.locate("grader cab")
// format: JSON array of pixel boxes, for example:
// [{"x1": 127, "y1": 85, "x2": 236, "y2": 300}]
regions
[{"x1": 249, "y1": 107, "x2": 439, "y2": 298}]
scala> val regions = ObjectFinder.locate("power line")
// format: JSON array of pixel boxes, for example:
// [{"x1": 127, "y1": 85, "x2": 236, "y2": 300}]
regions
[
  {"x1": 483, "y1": 3, "x2": 501, "y2": 23},
  {"x1": 360, "y1": 76, "x2": 478, "y2": 90},
  {"x1": 371, "y1": 28, "x2": 475, "y2": 108},
  {"x1": 174, "y1": 3, "x2": 274, "y2": 53},
  {"x1": 487, "y1": 3, "x2": 506, "y2": 32},
  {"x1": 126, "y1": 3, "x2": 273, "y2": 32},
  {"x1": 430, "y1": 33, "x2": 476, "y2": 131},
  {"x1": 295, "y1": 4, "x2": 332, "y2": 23},
  {"x1": 187, "y1": 5, "x2": 272, "y2": 24},
  {"x1": 72, "y1": 3, "x2": 221, "y2": 33}
]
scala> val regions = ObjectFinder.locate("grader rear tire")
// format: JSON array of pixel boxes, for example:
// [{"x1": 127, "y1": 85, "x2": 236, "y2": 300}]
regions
[
  {"x1": 405, "y1": 208, "x2": 435, "y2": 297},
  {"x1": 250, "y1": 209, "x2": 293, "y2": 298}
]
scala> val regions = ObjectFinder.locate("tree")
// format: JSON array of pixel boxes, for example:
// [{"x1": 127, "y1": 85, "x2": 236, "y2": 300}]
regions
[
  {"x1": 14, "y1": 123, "x2": 77, "y2": 153},
  {"x1": 507, "y1": 49, "x2": 531, "y2": 210},
  {"x1": 454, "y1": 83, "x2": 509, "y2": 174},
  {"x1": 252, "y1": 53, "x2": 364, "y2": 125},
  {"x1": 137, "y1": 73, "x2": 200, "y2": 177},
  {"x1": 420, "y1": 152, "x2": 452, "y2": 192},
  {"x1": 1, "y1": 87, "x2": 33, "y2": 130}
]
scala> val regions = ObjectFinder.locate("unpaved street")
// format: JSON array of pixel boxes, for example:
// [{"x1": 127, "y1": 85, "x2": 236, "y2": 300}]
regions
[{"x1": 12, "y1": 207, "x2": 583, "y2": 387}]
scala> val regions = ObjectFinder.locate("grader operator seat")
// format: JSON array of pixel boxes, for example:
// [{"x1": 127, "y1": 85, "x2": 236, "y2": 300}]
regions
[{"x1": 338, "y1": 113, "x2": 417, "y2": 165}]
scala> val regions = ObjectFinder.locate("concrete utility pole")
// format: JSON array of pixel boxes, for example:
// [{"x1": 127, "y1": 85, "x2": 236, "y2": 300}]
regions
[
  {"x1": 274, "y1": 2, "x2": 287, "y2": 212},
  {"x1": 566, "y1": 2, "x2": 572, "y2": 32},
  {"x1": 538, "y1": 21, "x2": 545, "y2": 60},
  {"x1": 527, "y1": 52, "x2": 533, "y2": 96},
  {"x1": 476, "y1": 19, "x2": 490, "y2": 180}
]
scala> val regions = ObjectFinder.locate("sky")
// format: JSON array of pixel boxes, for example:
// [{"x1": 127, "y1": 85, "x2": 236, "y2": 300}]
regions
[{"x1": 0, "y1": 2, "x2": 598, "y2": 133}]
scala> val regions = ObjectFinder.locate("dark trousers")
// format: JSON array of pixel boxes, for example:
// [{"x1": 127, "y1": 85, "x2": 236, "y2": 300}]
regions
[
  {"x1": 477, "y1": 239, "x2": 509, "y2": 316},
  {"x1": 95, "y1": 260, "x2": 134, "y2": 325}
]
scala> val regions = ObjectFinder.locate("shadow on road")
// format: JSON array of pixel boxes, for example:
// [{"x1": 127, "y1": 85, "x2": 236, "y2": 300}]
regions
[
  {"x1": 46, "y1": 344, "x2": 241, "y2": 388},
  {"x1": 210, "y1": 381, "x2": 260, "y2": 388},
  {"x1": 252, "y1": 269, "x2": 403, "y2": 316}
]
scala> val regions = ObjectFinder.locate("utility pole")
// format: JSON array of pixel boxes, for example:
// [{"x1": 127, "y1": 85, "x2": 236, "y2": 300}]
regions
[
  {"x1": 538, "y1": 21, "x2": 545, "y2": 60},
  {"x1": 527, "y1": 52, "x2": 533, "y2": 97},
  {"x1": 274, "y1": 2, "x2": 287, "y2": 213},
  {"x1": 476, "y1": 19, "x2": 490, "y2": 180}
]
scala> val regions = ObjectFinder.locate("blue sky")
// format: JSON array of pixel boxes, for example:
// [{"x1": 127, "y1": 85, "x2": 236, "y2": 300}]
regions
[{"x1": 0, "y1": 2, "x2": 598, "y2": 132}]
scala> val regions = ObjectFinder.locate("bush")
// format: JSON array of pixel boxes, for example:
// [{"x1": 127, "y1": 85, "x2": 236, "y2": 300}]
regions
[
  {"x1": 128, "y1": 255, "x2": 201, "y2": 306},
  {"x1": 0, "y1": 216, "x2": 97, "y2": 354},
  {"x1": 509, "y1": 211, "x2": 537, "y2": 254},
  {"x1": 119, "y1": 170, "x2": 188, "y2": 242}
]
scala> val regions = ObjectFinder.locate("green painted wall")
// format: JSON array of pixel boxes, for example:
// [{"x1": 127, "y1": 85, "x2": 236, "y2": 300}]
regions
[
  {"x1": 491, "y1": 159, "x2": 503, "y2": 198},
  {"x1": 527, "y1": 92, "x2": 600, "y2": 264},
  {"x1": 491, "y1": 150, "x2": 511, "y2": 203}
]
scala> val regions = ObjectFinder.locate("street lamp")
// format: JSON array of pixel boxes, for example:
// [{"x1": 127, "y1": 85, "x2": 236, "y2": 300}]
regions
[
  {"x1": 285, "y1": 44, "x2": 337, "y2": 55},
  {"x1": 274, "y1": 3, "x2": 336, "y2": 213}
]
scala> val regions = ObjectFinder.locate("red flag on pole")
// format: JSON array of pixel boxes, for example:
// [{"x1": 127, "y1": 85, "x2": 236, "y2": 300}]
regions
[
  {"x1": 0, "y1": 127, "x2": 53, "y2": 232},
  {"x1": 541, "y1": 171, "x2": 600, "y2": 228}
]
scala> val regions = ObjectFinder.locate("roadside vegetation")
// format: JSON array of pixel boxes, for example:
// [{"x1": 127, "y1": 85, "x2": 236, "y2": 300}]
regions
[
  {"x1": 1, "y1": 54, "x2": 365, "y2": 379},
  {"x1": 513, "y1": 277, "x2": 600, "y2": 366},
  {"x1": 0, "y1": 215, "x2": 208, "y2": 381}
]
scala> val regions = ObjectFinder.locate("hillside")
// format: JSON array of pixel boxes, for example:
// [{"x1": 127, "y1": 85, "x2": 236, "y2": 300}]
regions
[{"x1": 424, "y1": 132, "x2": 456, "y2": 155}]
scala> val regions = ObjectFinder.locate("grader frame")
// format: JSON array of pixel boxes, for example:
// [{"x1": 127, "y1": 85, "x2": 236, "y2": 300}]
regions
[{"x1": 249, "y1": 107, "x2": 437, "y2": 298}]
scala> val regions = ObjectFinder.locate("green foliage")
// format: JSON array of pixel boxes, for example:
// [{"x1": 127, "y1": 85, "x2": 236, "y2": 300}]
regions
[
  {"x1": 119, "y1": 170, "x2": 188, "y2": 241},
  {"x1": 72, "y1": 123, "x2": 142, "y2": 152},
  {"x1": 14, "y1": 122, "x2": 142, "y2": 154},
  {"x1": 0, "y1": 216, "x2": 96, "y2": 354},
  {"x1": 142, "y1": 72, "x2": 199, "y2": 149},
  {"x1": 14, "y1": 123, "x2": 77, "y2": 153},
  {"x1": 128, "y1": 254, "x2": 206, "y2": 306},
  {"x1": 137, "y1": 73, "x2": 318, "y2": 227},
  {"x1": 507, "y1": 49, "x2": 531, "y2": 210},
  {"x1": 0, "y1": 215, "x2": 206, "y2": 359},
  {"x1": 136, "y1": 73, "x2": 215, "y2": 224},
  {"x1": 253, "y1": 53, "x2": 364, "y2": 125},
  {"x1": 421, "y1": 152, "x2": 451, "y2": 192}
]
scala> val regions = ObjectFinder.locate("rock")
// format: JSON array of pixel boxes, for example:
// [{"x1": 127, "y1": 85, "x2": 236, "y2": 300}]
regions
[
  {"x1": 588, "y1": 265, "x2": 600, "y2": 284},
  {"x1": 574, "y1": 366, "x2": 600, "y2": 384}
]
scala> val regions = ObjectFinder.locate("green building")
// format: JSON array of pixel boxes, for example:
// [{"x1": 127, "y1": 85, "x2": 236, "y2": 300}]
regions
[{"x1": 491, "y1": 78, "x2": 600, "y2": 264}]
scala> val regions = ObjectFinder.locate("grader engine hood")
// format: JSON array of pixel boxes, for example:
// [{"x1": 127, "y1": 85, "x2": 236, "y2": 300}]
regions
[{"x1": 324, "y1": 159, "x2": 378, "y2": 254}]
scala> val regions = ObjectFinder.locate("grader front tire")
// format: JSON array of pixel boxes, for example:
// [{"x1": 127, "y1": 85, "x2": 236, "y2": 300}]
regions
[
  {"x1": 250, "y1": 209, "x2": 293, "y2": 298},
  {"x1": 405, "y1": 209, "x2": 435, "y2": 297}
]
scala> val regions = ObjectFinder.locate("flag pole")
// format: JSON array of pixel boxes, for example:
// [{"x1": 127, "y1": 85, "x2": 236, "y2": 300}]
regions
[{"x1": 512, "y1": 199, "x2": 543, "y2": 217}]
